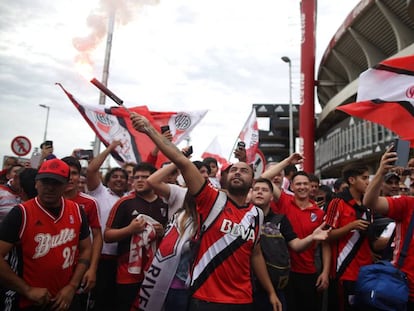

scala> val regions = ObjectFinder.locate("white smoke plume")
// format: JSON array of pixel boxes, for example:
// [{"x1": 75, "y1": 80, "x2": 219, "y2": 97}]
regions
[{"x1": 73, "y1": 0, "x2": 159, "y2": 66}]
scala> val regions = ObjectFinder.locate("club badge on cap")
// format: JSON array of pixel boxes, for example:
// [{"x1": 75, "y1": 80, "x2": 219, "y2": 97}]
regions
[{"x1": 35, "y1": 158, "x2": 70, "y2": 183}]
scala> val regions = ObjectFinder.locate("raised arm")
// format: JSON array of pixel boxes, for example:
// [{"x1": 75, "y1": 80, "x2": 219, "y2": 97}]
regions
[
  {"x1": 363, "y1": 146, "x2": 397, "y2": 215},
  {"x1": 145, "y1": 130, "x2": 173, "y2": 165},
  {"x1": 130, "y1": 114, "x2": 204, "y2": 195},
  {"x1": 261, "y1": 153, "x2": 303, "y2": 200},
  {"x1": 146, "y1": 162, "x2": 178, "y2": 199},
  {"x1": 86, "y1": 140, "x2": 122, "y2": 191}
]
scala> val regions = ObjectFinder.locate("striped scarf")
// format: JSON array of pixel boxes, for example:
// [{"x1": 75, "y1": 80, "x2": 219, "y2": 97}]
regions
[{"x1": 132, "y1": 211, "x2": 195, "y2": 311}]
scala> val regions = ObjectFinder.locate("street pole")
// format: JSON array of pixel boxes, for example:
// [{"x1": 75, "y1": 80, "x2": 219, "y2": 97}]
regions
[
  {"x1": 39, "y1": 104, "x2": 50, "y2": 142},
  {"x1": 281, "y1": 56, "x2": 293, "y2": 155},
  {"x1": 93, "y1": 8, "x2": 116, "y2": 157}
]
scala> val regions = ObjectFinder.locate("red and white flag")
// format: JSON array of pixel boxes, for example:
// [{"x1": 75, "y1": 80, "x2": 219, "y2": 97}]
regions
[
  {"x1": 150, "y1": 110, "x2": 208, "y2": 145},
  {"x1": 57, "y1": 84, "x2": 208, "y2": 165},
  {"x1": 337, "y1": 55, "x2": 414, "y2": 146},
  {"x1": 236, "y1": 108, "x2": 259, "y2": 163}
]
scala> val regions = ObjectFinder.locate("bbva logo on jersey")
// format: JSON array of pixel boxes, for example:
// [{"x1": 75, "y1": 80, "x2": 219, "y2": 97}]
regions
[{"x1": 220, "y1": 219, "x2": 256, "y2": 241}]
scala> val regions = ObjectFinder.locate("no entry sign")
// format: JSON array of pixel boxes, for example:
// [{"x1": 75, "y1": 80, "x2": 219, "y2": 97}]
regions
[{"x1": 11, "y1": 136, "x2": 32, "y2": 157}]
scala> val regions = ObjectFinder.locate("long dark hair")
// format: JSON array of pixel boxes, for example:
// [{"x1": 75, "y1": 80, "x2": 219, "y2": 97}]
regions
[{"x1": 179, "y1": 191, "x2": 198, "y2": 234}]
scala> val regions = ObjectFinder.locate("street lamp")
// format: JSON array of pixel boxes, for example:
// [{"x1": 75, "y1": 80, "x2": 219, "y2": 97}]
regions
[
  {"x1": 281, "y1": 56, "x2": 293, "y2": 155},
  {"x1": 39, "y1": 104, "x2": 50, "y2": 142}
]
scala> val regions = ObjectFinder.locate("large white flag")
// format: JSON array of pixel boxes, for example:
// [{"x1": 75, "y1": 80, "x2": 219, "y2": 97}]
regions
[{"x1": 201, "y1": 136, "x2": 231, "y2": 169}]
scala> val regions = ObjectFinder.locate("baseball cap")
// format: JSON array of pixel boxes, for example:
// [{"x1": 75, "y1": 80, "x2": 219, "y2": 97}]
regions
[
  {"x1": 384, "y1": 172, "x2": 400, "y2": 182},
  {"x1": 35, "y1": 158, "x2": 70, "y2": 184}
]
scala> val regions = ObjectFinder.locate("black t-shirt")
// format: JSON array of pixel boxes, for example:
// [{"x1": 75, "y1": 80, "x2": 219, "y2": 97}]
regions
[
  {"x1": 106, "y1": 193, "x2": 168, "y2": 256},
  {"x1": 263, "y1": 211, "x2": 297, "y2": 243}
]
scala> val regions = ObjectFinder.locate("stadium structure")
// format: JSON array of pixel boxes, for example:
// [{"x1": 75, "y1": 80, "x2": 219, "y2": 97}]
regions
[{"x1": 315, "y1": 0, "x2": 414, "y2": 178}]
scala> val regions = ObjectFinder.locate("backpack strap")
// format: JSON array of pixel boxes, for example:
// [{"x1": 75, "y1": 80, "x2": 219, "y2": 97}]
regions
[
  {"x1": 200, "y1": 190, "x2": 227, "y2": 233},
  {"x1": 254, "y1": 206, "x2": 264, "y2": 247},
  {"x1": 334, "y1": 189, "x2": 369, "y2": 279},
  {"x1": 396, "y1": 211, "x2": 414, "y2": 268}
]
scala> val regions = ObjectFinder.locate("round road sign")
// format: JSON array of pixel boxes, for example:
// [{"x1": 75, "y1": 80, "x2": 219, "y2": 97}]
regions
[
  {"x1": 252, "y1": 149, "x2": 266, "y2": 178},
  {"x1": 11, "y1": 136, "x2": 32, "y2": 157}
]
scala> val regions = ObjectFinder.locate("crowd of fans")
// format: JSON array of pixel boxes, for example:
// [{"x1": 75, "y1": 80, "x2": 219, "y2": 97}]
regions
[{"x1": 0, "y1": 118, "x2": 413, "y2": 311}]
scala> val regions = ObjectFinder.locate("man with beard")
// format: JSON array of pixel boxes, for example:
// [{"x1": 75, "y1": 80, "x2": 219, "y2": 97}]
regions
[
  {"x1": 130, "y1": 113, "x2": 281, "y2": 311},
  {"x1": 104, "y1": 162, "x2": 168, "y2": 311}
]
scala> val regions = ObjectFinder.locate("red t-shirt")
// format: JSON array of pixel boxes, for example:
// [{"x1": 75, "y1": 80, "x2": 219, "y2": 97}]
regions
[
  {"x1": 275, "y1": 191, "x2": 324, "y2": 274},
  {"x1": 71, "y1": 192, "x2": 101, "y2": 229},
  {"x1": 386, "y1": 195, "x2": 414, "y2": 301},
  {"x1": 325, "y1": 197, "x2": 373, "y2": 281},
  {"x1": 191, "y1": 182, "x2": 262, "y2": 304}
]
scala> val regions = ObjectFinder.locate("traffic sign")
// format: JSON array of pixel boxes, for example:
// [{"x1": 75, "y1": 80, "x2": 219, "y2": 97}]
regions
[
  {"x1": 11, "y1": 136, "x2": 31, "y2": 157},
  {"x1": 252, "y1": 149, "x2": 266, "y2": 178}
]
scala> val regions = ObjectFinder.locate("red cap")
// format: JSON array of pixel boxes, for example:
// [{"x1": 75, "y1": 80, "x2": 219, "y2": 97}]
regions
[{"x1": 35, "y1": 159, "x2": 70, "y2": 184}]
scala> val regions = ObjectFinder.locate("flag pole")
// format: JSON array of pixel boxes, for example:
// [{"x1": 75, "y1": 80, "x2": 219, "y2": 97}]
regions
[{"x1": 93, "y1": 8, "x2": 116, "y2": 157}]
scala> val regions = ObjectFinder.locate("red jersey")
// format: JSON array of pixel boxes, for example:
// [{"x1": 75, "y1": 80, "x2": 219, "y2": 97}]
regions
[
  {"x1": 191, "y1": 182, "x2": 262, "y2": 304},
  {"x1": 325, "y1": 196, "x2": 372, "y2": 281},
  {"x1": 275, "y1": 191, "x2": 324, "y2": 273},
  {"x1": 70, "y1": 192, "x2": 101, "y2": 229},
  {"x1": 17, "y1": 198, "x2": 86, "y2": 308},
  {"x1": 386, "y1": 195, "x2": 414, "y2": 301}
]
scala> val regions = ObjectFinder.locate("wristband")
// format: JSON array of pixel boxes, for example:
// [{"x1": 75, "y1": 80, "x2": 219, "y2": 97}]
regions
[{"x1": 78, "y1": 258, "x2": 91, "y2": 268}]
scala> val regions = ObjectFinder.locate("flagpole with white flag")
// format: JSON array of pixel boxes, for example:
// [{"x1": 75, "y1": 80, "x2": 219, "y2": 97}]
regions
[
  {"x1": 231, "y1": 107, "x2": 259, "y2": 163},
  {"x1": 202, "y1": 136, "x2": 230, "y2": 169}
]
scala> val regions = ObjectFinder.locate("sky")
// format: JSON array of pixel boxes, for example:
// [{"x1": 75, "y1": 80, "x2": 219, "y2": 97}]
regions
[{"x1": 0, "y1": 0, "x2": 361, "y2": 166}]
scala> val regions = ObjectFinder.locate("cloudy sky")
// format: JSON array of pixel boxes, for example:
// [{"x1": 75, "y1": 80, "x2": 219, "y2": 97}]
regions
[{"x1": 0, "y1": 0, "x2": 360, "y2": 165}]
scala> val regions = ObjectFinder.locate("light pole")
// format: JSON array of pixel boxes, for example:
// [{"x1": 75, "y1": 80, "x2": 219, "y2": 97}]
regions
[
  {"x1": 281, "y1": 56, "x2": 293, "y2": 155},
  {"x1": 39, "y1": 104, "x2": 50, "y2": 142}
]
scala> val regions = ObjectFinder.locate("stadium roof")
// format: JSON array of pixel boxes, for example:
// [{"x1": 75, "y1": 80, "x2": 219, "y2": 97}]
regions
[{"x1": 316, "y1": 0, "x2": 414, "y2": 139}]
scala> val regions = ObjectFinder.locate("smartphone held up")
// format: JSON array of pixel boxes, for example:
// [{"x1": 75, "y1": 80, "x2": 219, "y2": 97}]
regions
[
  {"x1": 390, "y1": 138, "x2": 410, "y2": 168},
  {"x1": 160, "y1": 125, "x2": 170, "y2": 134},
  {"x1": 237, "y1": 141, "x2": 246, "y2": 150},
  {"x1": 182, "y1": 146, "x2": 193, "y2": 157},
  {"x1": 75, "y1": 149, "x2": 94, "y2": 160}
]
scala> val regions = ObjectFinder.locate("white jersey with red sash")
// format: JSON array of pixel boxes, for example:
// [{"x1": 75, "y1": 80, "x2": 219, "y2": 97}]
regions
[
  {"x1": 18, "y1": 197, "x2": 83, "y2": 308},
  {"x1": 190, "y1": 182, "x2": 262, "y2": 304}
]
